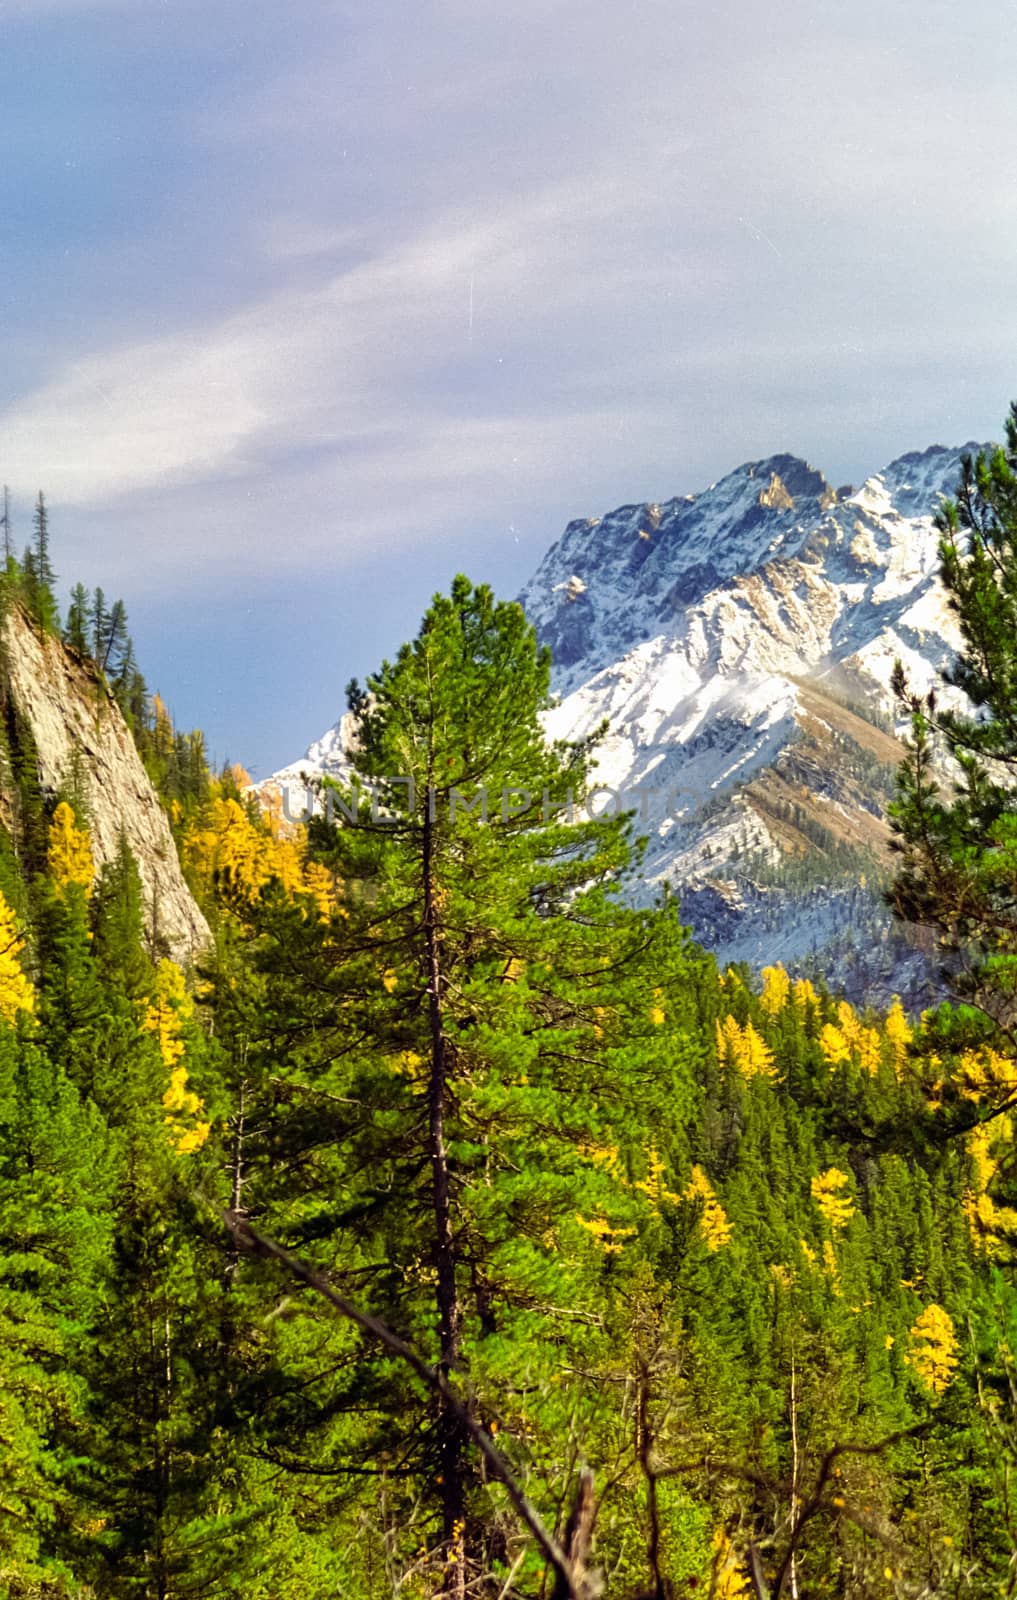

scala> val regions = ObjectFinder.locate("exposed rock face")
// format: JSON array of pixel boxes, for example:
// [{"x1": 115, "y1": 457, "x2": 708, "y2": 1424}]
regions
[
  {"x1": 758, "y1": 472, "x2": 796, "y2": 511},
  {"x1": 1, "y1": 604, "x2": 209, "y2": 965}
]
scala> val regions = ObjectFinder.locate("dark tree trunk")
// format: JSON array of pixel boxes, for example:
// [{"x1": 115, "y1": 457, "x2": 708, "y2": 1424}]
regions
[{"x1": 422, "y1": 803, "x2": 467, "y2": 1595}]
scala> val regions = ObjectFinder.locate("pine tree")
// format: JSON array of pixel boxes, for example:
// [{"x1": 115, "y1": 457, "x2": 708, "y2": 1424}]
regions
[
  {"x1": 214, "y1": 576, "x2": 700, "y2": 1585},
  {"x1": 90, "y1": 586, "x2": 110, "y2": 664},
  {"x1": 64, "y1": 582, "x2": 90, "y2": 655},
  {"x1": 99, "y1": 597, "x2": 130, "y2": 676},
  {"x1": 27, "y1": 490, "x2": 59, "y2": 632},
  {"x1": 92, "y1": 833, "x2": 152, "y2": 998},
  {"x1": 1, "y1": 484, "x2": 13, "y2": 568},
  {"x1": 32, "y1": 492, "x2": 54, "y2": 589},
  {"x1": 891, "y1": 401, "x2": 1017, "y2": 1032}
]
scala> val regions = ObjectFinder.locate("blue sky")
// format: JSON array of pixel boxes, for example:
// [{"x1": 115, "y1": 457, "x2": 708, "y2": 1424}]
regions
[{"x1": 2, "y1": 0, "x2": 1016, "y2": 774}]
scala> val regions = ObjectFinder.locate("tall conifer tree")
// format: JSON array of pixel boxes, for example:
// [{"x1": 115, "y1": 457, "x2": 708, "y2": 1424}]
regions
[{"x1": 218, "y1": 577, "x2": 699, "y2": 1585}]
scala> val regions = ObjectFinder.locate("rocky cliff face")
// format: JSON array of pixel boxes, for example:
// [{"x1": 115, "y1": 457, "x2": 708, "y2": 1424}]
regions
[{"x1": 0, "y1": 603, "x2": 209, "y2": 964}]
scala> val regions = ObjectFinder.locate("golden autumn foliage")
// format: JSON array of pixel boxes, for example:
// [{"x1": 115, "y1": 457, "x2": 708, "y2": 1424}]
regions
[
  {"x1": 47, "y1": 801, "x2": 94, "y2": 897},
  {"x1": 574, "y1": 1214, "x2": 636, "y2": 1253},
  {"x1": 906, "y1": 1304, "x2": 959, "y2": 1395},
  {"x1": 819, "y1": 1000, "x2": 882, "y2": 1074},
  {"x1": 711, "y1": 1530, "x2": 750, "y2": 1598},
  {"x1": 0, "y1": 891, "x2": 35, "y2": 1024},
  {"x1": 884, "y1": 999, "x2": 912, "y2": 1075},
  {"x1": 687, "y1": 1165, "x2": 732, "y2": 1250},
  {"x1": 760, "y1": 963, "x2": 790, "y2": 1016},
  {"x1": 575, "y1": 1140, "x2": 731, "y2": 1253},
  {"x1": 822, "y1": 1237, "x2": 841, "y2": 1294},
  {"x1": 715, "y1": 1014, "x2": 779, "y2": 1081},
  {"x1": 150, "y1": 692, "x2": 174, "y2": 745},
  {"x1": 956, "y1": 1045, "x2": 1017, "y2": 1102},
  {"x1": 792, "y1": 976, "x2": 819, "y2": 1012},
  {"x1": 388, "y1": 1049, "x2": 426, "y2": 1082},
  {"x1": 580, "y1": 1141, "x2": 624, "y2": 1175},
  {"x1": 183, "y1": 793, "x2": 337, "y2": 917},
  {"x1": 812, "y1": 1167, "x2": 855, "y2": 1230},
  {"x1": 635, "y1": 1146, "x2": 681, "y2": 1207},
  {"x1": 962, "y1": 1117, "x2": 1017, "y2": 1256},
  {"x1": 819, "y1": 1021, "x2": 852, "y2": 1067},
  {"x1": 962, "y1": 1189, "x2": 1017, "y2": 1257},
  {"x1": 145, "y1": 960, "x2": 209, "y2": 1155},
  {"x1": 145, "y1": 958, "x2": 192, "y2": 1070},
  {"x1": 162, "y1": 1067, "x2": 211, "y2": 1155},
  {"x1": 302, "y1": 861, "x2": 337, "y2": 919}
]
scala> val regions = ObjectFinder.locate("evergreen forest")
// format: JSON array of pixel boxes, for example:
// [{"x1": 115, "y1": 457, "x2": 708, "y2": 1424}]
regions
[{"x1": 3, "y1": 423, "x2": 1017, "y2": 1600}]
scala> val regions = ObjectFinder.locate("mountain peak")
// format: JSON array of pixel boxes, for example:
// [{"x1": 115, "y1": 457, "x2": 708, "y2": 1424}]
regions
[
  {"x1": 850, "y1": 440, "x2": 993, "y2": 520},
  {"x1": 746, "y1": 454, "x2": 836, "y2": 509},
  {"x1": 271, "y1": 430, "x2": 986, "y2": 1003}
]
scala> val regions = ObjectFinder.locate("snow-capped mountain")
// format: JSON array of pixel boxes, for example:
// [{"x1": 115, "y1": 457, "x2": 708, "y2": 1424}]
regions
[
  {"x1": 265, "y1": 440, "x2": 986, "y2": 1005},
  {"x1": 518, "y1": 442, "x2": 987, "y2": 1003}
]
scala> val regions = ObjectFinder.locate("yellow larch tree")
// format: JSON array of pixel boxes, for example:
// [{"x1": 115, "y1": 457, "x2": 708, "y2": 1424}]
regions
[
  {"x1": 855, "y1": 1022, "x2": 883, "y2": 1075},
  {"x1": 0, "y1": 892, "x2": 35, "y2": 1024},
  {"x1": 184, "y1": 796, "x2": 272, "y2": 903},
  {"x1": 822, "y1": 1237, "x2": 842, "y2": 1295},
  {"x1": 715, "y1": 1014, "x2": 779, "y2": 1081},
  {"x1": 957, "y1": 1045, "x2": 1017, "y2": 1102},
  {"x1": 884, "y1": 999, "x2": 912, "y2": 1077},
  {"x1": 811, "y1": 1167, "x2": 855, "y2": 1231},
  {"x1": 579, "y1": 1142, "x2": 625, "y2": 1181},
  {"x1": 741, "y1": 1018, "x2": 777, "y2": 1079},
  {"x1": 145, "y1": 959, "x2": 209, "y2": 1155},
  {"x1": 302, "y1": 860, "x2": 337, "y2": 919},
  {"x1": 906, "y1": 1304, "x2": 959, "y2": 1395},
  {"x1": 820, "y1": 1001, "x2": 882, "y2": 1074},
  {"x1": 962, "y1": 1116, "x2": 1017, "y2": 1256},
  {"x1": 819, "y1": 1021, "x2": 851, "y2": 1067},
  {"x1": 792, "y1": 976, "x2": 819, "y2": 1012},
  {"x1": 760, "y1": 963, "x2": 790, "y2": 1016},
  {"x1": 687, "y1": 1166, "x2": 732, "y2": 1250},
  {"x1": 47, "y1": 801, "x2": 94, "y2": 897},
  {"x1": 148, "y1": 693, "x2": 175, "y2": 769},
  {"x1": 145, "y1": 958, "x2": 191, "y2": 1069},
  {"x1": 635, "y1": 1146, "x2": 681, "y2": 1207},
  {"x1": 387, "y1": 1049, "x2": 427, "y2": 1084},
  {"x1": 715, "y1": 1014, "x2": 740, "y2": 1064}
]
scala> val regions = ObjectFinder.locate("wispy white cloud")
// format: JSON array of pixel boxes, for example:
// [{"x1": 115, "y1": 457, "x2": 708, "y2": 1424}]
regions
[{"x1": 0, "y1": 158, "x2": 713, "y2": 506}]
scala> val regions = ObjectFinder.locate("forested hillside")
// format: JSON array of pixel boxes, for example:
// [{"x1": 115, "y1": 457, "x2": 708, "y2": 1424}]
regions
[{"x1": 3, "y1": 435, "x2": 1017, "y2": 1600}]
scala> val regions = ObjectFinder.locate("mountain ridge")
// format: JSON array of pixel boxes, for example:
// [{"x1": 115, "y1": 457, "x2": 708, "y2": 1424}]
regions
[{"x1": 265, "y1": 436, "x2": 989, "y2": 1003}]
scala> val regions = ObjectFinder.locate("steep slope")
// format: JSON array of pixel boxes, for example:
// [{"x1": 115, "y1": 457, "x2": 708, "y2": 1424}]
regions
[
  {"x1": 266, "y1": 440, "x2": 983, "y2": 1004},
  {"x1": 0, "y1": 603, "x2": 209, "y2": 963}
]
